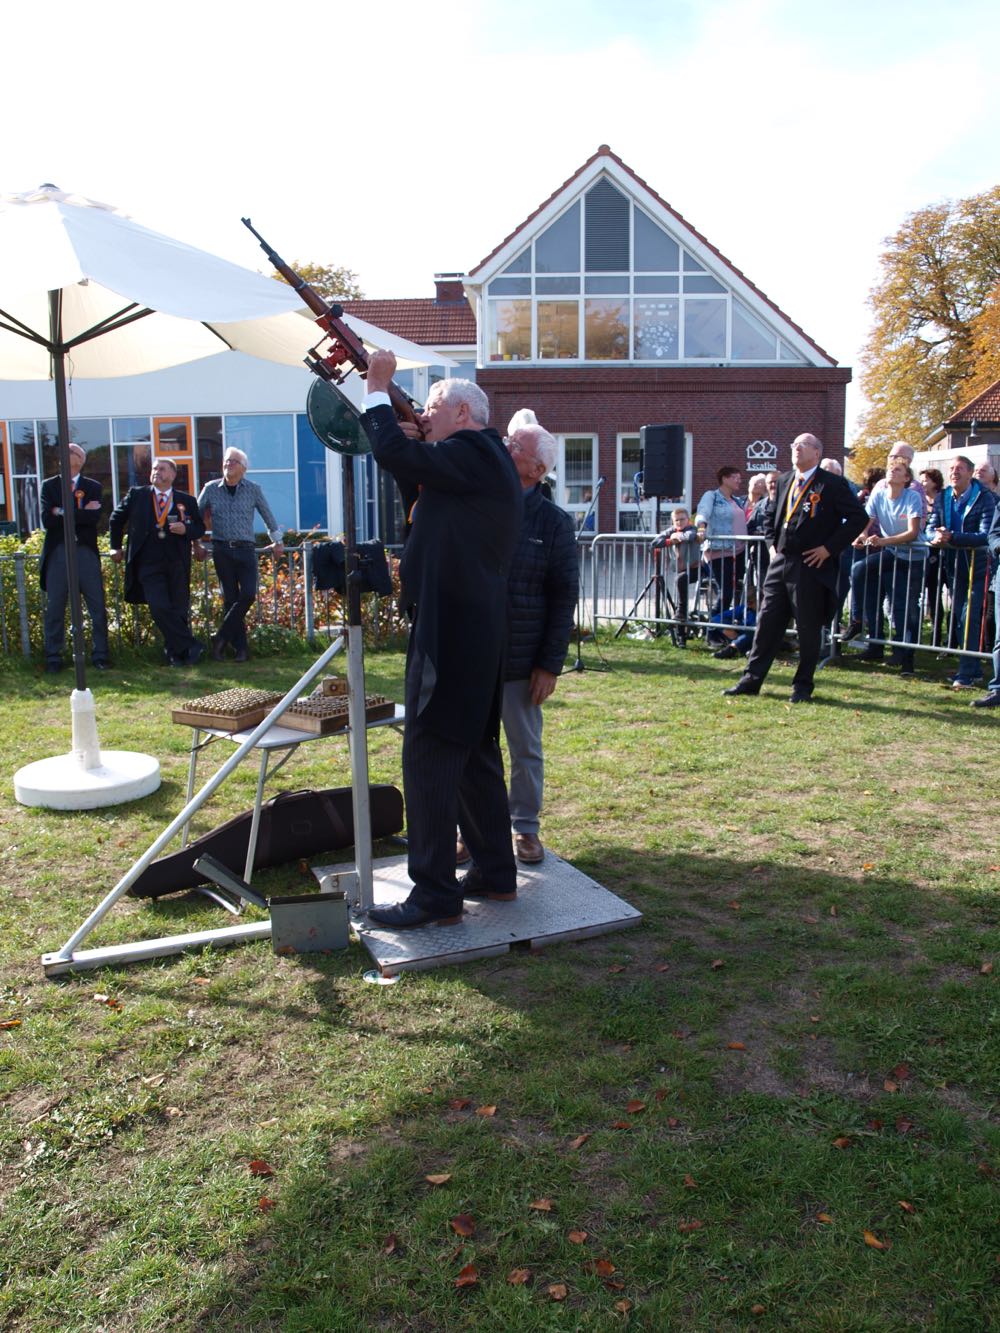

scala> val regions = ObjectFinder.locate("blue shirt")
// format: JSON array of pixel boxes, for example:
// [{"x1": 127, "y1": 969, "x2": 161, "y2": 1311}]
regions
[{"x1": 866, "y1": 486, "x2": 927, "y2": 560}]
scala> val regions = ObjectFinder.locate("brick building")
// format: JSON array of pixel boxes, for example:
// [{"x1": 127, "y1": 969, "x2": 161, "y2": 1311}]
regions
[{"x1": 346, "y1": 145, "x2": 850, "y2": 534}]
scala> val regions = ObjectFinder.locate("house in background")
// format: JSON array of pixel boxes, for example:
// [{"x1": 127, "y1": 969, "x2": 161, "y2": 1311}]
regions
[
  {"x1": 913, "y1": 378, "x2": 1000, "y2": 481},
  {"x1": 0, "y1": 146, "x2": 849, "y2": 539}
]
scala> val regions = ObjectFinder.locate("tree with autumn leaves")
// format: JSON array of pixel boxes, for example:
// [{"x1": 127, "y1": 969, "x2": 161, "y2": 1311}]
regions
[
  {"x1": 851, "y1": 185, "x2": 1000, "y2": 477},
  {"x1": 271, "y1": 261, "x2": 364, "y2": 302}
]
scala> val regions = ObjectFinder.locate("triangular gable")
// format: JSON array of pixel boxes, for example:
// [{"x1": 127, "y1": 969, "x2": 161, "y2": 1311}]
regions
[{"x1": 464, "y1": 145, "x2": 834, "y2": 367}]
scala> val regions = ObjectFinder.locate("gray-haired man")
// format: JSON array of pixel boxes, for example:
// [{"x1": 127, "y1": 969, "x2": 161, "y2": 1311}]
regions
[{"x1": 197, "y1": 448, "x2": 284, "y2": 662}]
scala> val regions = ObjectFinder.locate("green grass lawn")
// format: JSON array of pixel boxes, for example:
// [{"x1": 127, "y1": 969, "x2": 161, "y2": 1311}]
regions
[{"x1": 1, "y1": 638, "x2": 997, "y2": 1331}]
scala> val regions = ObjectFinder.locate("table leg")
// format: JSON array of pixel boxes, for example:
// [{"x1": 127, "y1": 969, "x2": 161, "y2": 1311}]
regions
[
  {"x1": 244, "y1": 748, "x2": 271, "y2": 883},
  {"x1": 180, "y1": 728, "x2": 201, "y2": 850}
]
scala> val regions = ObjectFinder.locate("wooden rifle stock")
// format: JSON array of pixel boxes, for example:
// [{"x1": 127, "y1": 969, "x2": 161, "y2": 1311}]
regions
[{"x1": 241, "y1": 217, "x2": 422, "y2": 430}]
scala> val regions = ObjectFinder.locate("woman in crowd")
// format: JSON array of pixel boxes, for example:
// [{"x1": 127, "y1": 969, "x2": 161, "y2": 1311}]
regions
[{"x1": 695, "y1": 466, "x2": 748, "y2": 620}]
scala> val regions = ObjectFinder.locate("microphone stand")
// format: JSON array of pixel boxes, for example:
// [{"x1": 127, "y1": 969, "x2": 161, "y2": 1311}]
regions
[{"x1": 571, "y1": 476, "x2": 610, "y2": 673}]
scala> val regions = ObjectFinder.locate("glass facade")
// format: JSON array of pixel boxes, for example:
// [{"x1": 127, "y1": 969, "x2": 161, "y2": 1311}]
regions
[
  {"x1": 485, "y1": 176, "x2": 802, "y2": 365},
  {"x1": 1, "y1": 410, "x2": 332, "y2": 538}
]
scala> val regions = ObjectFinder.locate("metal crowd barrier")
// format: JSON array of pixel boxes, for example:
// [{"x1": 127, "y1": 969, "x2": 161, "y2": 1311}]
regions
[
  {"x1": 581, "y1": 531, "x2": 995, "y2": 672},
  {"x1": 0, "y1": 544, "x2": 406, "y2": 660}
]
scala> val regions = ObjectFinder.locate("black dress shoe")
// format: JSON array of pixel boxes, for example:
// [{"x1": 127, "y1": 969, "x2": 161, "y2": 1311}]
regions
[
  {"x1": 790, "y1": 688, "x2": 814, "y2": 703},
  {"x1": 367, "y1": 900, "x2": 463, "y2": 929},
  {"x1": 971, "y1": 692, "x2": 1000, "y2": 709},
  {"x1": 722, "y1": 677, "x2": 760, "y2": 697},
  {"x1": 186, "y1": 642, "x2": 206, "y2": 665},
  {"x1": 713, "y1": 644, "x2": 738, "y2": 659},
  {"x1": 459, "y1": 866, "x2": 517, "y2": 901}
]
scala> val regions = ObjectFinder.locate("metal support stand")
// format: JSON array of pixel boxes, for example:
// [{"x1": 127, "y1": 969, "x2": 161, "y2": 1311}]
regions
[{"x1": 41, "y1": 634, "x2": 345, "y2": 976}]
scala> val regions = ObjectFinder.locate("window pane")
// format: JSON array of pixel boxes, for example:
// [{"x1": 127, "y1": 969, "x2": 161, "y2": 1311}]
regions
[
  {"x1": 682, "y1": 250, "x2": 707, "y2": 272},
  {"x1": 10, "y1": 420, "x2": 36, "y2": 473},
  {"x1": 225, "y1": 415, "x2": 294, "y2": 469},
  {"x1": 296, "y1": 413, "x2": 327, "y2": 532},
  {"x1": 112, "y1": 416, "x2": 151, "y2": 443},
  {"x1": 562, "y1": 437, "x2": 595, "y2": 505},
  {"x1": 503, "y1": 248, "x2": 531, "y2": 274},
  {"x1": 584, "y1": 276, "x2": 628, "y2": 294},
  {"x1": 116, "y1": 442, "x2": 153, "y2": 494},
  {"x1": 584, "y1": 299, "x2": 629, "y2": 360},
  {"x1": 779, "y1": 339, "x2": 801, "y2": 361},
  {"x1": 256, "y1": 470, "x2": 297, "y2": 531},
  {"x1": 487, "y1": 276, "x2": 531, "y2": 296},
  {"x1": 195, "y1": 416, "x2": 224, "y2": 489},
  {"x1": 585, "y1": 179, "x2": 629, "y2": 271},
  {"x1": 535, "y1": 202, "x2": 580, "y2": 272},
  {"x1": 732, "y1": 301, "x2": 777, "y2": 360},
  {"x1": 683, "y1": 275, "x2": 725, "y2": 294},
  {"x1": 536, "y1": 276, "x2": 580, "y2": 294},
  {"x1": 487, "y1": 300, "x2": 531, "y2": 361},
  {"x1": 683, "y1": 299, "x2": 726, "y2": 357},
  {"x1": 156, "y1": 419, "x2": 191, "y2": 453},
  {"x1": 634, "y1": 208, "x2": 679, "y2": 271},
  {"x1": 634, "y1": 275, "x2": 679, "y2": 294},
  {"x1": 619, "y1": 435, "x2": 642, "y2": 503},
  {"x1": 538, "y1": 301, "x2": 579, "y2": 359},
  {"x1": 634, "y1": 298, "x2": 679, "y2": 360}
]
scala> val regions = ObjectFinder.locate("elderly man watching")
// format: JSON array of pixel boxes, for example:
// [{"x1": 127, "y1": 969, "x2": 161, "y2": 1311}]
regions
[
  {"x1": 928, "y1": 455, "x2": 997, "y2": 689},
  {"x1": 197, "y1": 448, "x2": 284, "y2": 662},
  {"x1": 724, "y1": 433, "x2": 868, "y2": 702},
  {"x1": 39, "y1": 443, "x2": 111, "y2": 672},
  {"x1": 457, "y1": 413, "x2": 577, "y2": 867}
]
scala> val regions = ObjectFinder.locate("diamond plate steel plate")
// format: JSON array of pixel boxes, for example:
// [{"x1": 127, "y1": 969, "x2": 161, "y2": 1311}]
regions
[{"x1": 311, "y1": 853, "x2": 642, "y2": 976}]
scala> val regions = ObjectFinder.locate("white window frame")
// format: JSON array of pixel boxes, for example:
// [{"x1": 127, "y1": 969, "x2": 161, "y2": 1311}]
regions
[
  {"x1": 554, "y1": 433, "x2": 598, "y2": 530},
  {"x1": 616, "y1": 433, "x2": 657, "y2": 533}
]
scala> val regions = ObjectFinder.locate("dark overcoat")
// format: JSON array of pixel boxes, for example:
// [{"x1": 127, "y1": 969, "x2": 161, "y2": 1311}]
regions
[
  {"x1": 108, "y1": 485, "x2": 205, "y2": 604},
  {"x1": 765, "y1": 468, "x2": 868, "y2": 613},
  {"x1": 361, "y1": 404, "x2": 522, "y2": 746},
  {"x1": 39, "y1": 473, "x2": 103, "y2": 591}
]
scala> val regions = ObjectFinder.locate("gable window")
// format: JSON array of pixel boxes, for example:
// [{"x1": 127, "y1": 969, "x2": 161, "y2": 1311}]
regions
[{"x1": 485, "y1": 178, "x2": 802, "y2": 366}]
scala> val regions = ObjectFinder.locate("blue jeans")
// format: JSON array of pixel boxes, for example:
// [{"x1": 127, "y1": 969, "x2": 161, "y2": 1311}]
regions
[{"x1": 851, "y1": 550, "x2": 925, "y2": 668}]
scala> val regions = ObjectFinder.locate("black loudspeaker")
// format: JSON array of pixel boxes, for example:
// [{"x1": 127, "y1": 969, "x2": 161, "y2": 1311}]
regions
[{"x1": 640, "y1": 423, "x2": 686, "y2": 498}]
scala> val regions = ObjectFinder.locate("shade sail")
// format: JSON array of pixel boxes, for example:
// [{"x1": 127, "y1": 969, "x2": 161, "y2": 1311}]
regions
[{"x1": 0, "y1": 187, "x2": 453, "y2": 377}]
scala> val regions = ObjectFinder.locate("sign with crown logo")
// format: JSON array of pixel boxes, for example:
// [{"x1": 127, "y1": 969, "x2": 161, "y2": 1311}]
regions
[{"x1": 745, "y1": 439, "x2": 779, "y2": 473}]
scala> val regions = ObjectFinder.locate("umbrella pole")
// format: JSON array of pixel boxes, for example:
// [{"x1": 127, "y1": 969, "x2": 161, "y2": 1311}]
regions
[
  {"x1": 49, "y1": 290, "x2": 88, "y2": 696},
  {"x1": 342, "y1": 454, "x2": 375, "y2": 913}
]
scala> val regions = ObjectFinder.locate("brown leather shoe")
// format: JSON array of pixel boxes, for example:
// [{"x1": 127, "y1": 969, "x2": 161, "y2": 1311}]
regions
[
  {"x1": 514, "y1": 832, "x2": 544, "y2": 864},
  {"x1": 455, "y1": 836, "x2": 471, "y2": 866}
]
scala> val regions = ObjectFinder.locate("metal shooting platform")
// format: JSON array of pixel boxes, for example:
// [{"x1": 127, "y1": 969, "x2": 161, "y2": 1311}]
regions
[{"x1": 312, "y1": 852, "x2": 642, "y2": 976}]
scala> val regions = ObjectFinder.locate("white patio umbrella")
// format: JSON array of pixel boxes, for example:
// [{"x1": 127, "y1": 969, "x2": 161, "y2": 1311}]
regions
[{"x1": 0, "y1": 185, "x2": 444, "y2": 808}]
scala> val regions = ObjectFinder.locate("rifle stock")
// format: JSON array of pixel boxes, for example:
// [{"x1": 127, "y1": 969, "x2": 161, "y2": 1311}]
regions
[{"x1": 242, "y1": 217, "x2": 422, "y2": 430}]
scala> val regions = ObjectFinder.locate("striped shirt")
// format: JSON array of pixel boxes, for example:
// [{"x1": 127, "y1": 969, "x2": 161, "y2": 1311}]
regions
[{"x1": 197, "y1": 478, "x2": 283, "y2": 543}]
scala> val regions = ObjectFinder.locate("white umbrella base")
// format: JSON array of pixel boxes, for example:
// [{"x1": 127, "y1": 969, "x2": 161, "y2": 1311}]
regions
[{"x1": 14, "y1": 750, "x2": 161, "y2": 810}]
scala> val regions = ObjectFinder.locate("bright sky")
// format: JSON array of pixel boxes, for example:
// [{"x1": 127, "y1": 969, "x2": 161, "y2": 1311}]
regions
[{"x1": 5, "y1": 0, "x2": 998, "y2": 436}]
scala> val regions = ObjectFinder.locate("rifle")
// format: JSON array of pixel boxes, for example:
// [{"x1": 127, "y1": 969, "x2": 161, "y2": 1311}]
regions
[{"x1": 241, "y1": 217, "x2": 423, "y2": 431}]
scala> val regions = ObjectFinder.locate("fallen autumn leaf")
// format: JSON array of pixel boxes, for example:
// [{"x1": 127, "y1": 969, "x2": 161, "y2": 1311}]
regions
[
  {"x1": 451, "y1": 1214, "x2": 475, "y2": 1237},
  {"x1": 454, "y1": 1263, "x2": 478, "y2": 1288},
  {"x1": 425, "y1": 1173, "x2": 452, "y2": 1186}
]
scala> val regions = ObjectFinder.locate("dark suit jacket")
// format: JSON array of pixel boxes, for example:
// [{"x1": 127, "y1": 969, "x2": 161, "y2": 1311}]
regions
[
  {"x1": 765, "y1": 468, "x2": 868, "y2": 593},
  {"x1": 360, "y1": 404, "x2": 522, "y2": 746},
  {"x1": 39, "y1": 473, "x2": 103, "y2": 591},
  {"x1": 108, "y1": 486, "x2": 205, "y2": 604}
]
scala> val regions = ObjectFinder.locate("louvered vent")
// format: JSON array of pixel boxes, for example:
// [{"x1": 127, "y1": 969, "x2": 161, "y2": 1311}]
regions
[{"x1": 585, "y1": 179, "x2": 629, "y2": 271}]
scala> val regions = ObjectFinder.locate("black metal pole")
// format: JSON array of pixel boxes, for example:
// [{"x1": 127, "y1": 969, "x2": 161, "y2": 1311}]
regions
[{"x1": 49, "y1": 290, "x2": 87, "y2": 693}]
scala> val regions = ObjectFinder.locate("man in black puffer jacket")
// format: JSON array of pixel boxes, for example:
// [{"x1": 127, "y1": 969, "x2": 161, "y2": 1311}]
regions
[{"x1": 460, "y1": 416, "x2": 578, "y2": 866}]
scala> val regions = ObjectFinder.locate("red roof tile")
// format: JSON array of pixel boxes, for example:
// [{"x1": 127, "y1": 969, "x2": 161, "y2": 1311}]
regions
[
  {"x1": 466, "y1": 144, "x2": 835, "y2": 366},
  {"x1": 945, "y1": 377, "x2": 1000, "y2": 426},
  {"x1": 343, "y1": 297, "x2": 475, "y2": 347}
]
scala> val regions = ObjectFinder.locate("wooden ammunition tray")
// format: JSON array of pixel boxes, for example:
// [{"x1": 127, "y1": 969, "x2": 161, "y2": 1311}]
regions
[
  {"x1": 171, "y1": 689, "x2": 284, "y2": 732},
  {"x1": 281, "y1": 694, "x2": 395, "y2": 735}
]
